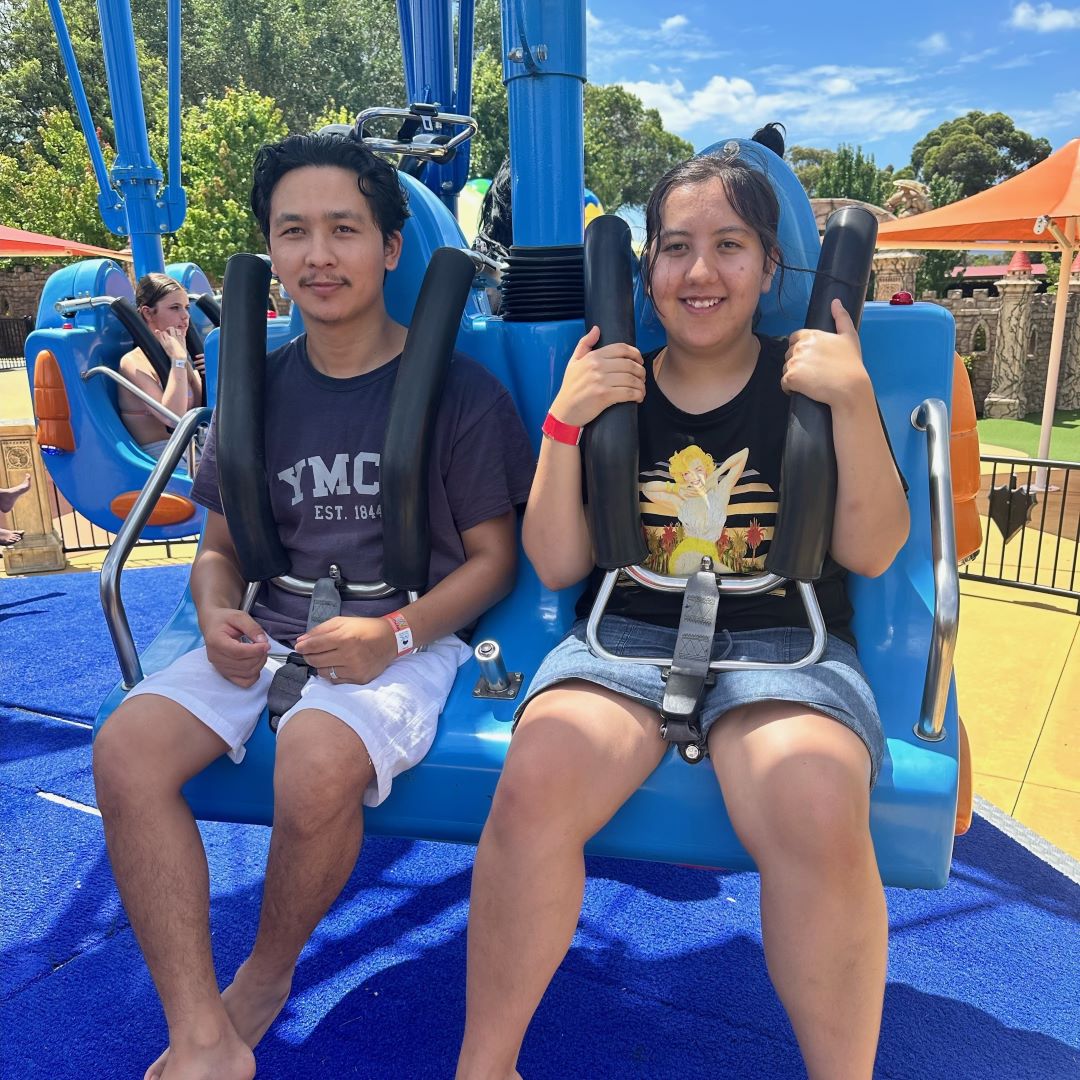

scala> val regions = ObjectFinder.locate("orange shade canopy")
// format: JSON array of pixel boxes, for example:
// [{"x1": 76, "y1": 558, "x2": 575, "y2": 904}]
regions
[
  {"x1": 876, "y1": 138, "x2": 1080, "y2": 251},
  {"x1": 0, "y1": 224, "x2": 132, "y2": 261}
]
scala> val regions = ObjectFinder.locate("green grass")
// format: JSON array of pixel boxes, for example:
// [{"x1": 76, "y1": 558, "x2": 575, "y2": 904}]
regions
[{"x1": 977, "y1": 409, "x2": 1080, "y2": 462}]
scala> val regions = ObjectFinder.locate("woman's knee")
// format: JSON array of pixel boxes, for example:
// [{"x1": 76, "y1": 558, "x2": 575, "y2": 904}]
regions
[{"x1": 734, "y1": 754, "x2": 872, "y2": 871}]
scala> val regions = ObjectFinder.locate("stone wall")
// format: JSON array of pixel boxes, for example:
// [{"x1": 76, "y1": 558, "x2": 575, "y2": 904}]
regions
[
  {"x1": 0, "y1": 263, "x2": 63, "y2": 320},
  {"x1": 921, "y1": 286, "x2": 1079, "y2": 416}
]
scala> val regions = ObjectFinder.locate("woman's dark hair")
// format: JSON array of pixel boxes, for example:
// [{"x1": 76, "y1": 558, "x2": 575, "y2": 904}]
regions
[
  {"x1": 135, "y1": 272, "x2": 185, "y2": 312},
  {"x1": 641, "y1": 145, "x2": 785, "y2": 302},
  {"x1": 250, "y1": 133, "x2": 410, "y2": 246}
]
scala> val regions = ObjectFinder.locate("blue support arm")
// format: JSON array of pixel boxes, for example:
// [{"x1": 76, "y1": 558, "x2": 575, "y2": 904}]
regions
[{"x1": 45, "y1": 0, "x2": 123, "y2": 234}]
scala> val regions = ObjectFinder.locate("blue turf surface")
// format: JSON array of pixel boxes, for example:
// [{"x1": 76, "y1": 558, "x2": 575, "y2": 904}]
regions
[{"x1": 2, "y1": 567, "x2": 1079, "y2": 1078}]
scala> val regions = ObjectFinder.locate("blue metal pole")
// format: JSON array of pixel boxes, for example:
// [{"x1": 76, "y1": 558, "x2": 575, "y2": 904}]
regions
[
  {"x1": 45, "y1": 0, "x2": 124, "y2": 234},
  {"x1": 501, "y1": 0, "x2": 585, "y2": 247},
  {"x1": 396, "y1": 0, "x2": 472, "y2": 210},
  {"x1": 164, "y1": 0, "x2": 187, "y2": 219},
  {"x1": 96, "y1": 0, "x2": 166, "y2": 276}
]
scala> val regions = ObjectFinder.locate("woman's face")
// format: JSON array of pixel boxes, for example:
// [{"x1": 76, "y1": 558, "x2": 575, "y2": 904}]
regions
[
  {"x1": 648, "y1": 177, "x2": 774, "y2": 354},
  {"x1": 142, "y1": 288, "x2": 190, "y2": 334}
]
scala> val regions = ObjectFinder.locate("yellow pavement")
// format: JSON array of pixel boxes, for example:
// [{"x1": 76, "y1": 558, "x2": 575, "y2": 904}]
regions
[{"x1": 954, "y1": 577, "x2": 1079, "y2": 859}]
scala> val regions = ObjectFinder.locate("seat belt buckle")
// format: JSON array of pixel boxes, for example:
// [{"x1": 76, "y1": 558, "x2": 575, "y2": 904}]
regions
[{"x1": 659, "y1": 557, "x2": 721, "y2": 764}]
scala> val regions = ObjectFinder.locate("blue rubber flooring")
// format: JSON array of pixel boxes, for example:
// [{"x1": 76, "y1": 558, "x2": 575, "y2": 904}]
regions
[{"x1": 1, "y1": 567, "x2": 1079, "y2": 1078}]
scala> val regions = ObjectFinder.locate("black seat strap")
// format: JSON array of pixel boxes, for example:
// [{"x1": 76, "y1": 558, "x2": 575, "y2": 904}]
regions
[
  {"x1": 267, "y1": 567, "x2": 344, "y2": 731},
  {"x1": 659, "y1": 558, "x2": 720, "y2": 763}
]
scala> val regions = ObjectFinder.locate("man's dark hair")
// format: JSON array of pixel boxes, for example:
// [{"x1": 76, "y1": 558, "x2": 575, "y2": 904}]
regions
[{"x1": 250, "y1": 133, "x2": 410, "y2": 245}]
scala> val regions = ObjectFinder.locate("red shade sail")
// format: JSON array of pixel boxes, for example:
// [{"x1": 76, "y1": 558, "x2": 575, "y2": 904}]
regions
[{"x1": 0, "y1": 224, "x2": 132, "y2": 261}]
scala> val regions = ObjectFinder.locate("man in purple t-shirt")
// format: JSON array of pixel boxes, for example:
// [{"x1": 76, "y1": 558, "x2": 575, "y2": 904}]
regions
[{"x1": 92, "y1": 134, "x2": 534, "y2": 1080}]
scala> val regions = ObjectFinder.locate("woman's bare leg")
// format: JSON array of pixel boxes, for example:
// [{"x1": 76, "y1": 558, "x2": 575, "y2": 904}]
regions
[
  {"x1": 456, "y1": 682, "x2": 667, "y2": 1080},
  {"x1": 709, "y1": 700, "x2": 886, "y2": 1080}
]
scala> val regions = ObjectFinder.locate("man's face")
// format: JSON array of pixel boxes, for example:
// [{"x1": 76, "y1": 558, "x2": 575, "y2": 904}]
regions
[{"x1": 267, "y1": 165, "x2": 402, "y2": 328}]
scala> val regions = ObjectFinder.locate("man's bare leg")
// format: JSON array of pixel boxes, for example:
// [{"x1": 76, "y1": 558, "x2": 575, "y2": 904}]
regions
[
  {"x1": 710, "y1": 701, "x2": 887, "y2": 1080},
  {"x1": 456, "y1": 683, "x2": 667, "y2": 1080},
  {"x1": 93, "y1": 696, "x2": 255, "y2": 1080},
  {"x1": 215, "y1": 709, "x2": 376, "y2": 1046}
]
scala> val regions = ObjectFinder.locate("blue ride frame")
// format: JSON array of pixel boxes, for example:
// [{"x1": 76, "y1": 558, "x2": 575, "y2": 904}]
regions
[{"x1": 37, "y1": 0, "x2": 961, "y2": 886}]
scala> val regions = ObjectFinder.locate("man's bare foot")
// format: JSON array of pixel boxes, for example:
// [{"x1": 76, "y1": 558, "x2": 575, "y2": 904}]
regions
[
  {"x1": 146, "y1": 961, "x2": 292, "y2": 1080},
  {"x1": 0, "y1": 474, "x2": 30, "y2": 513},
  {"x1": 0, "y1": 528, "x2": 23, "y2": 546},
  {"x1": 155, "y1": 1027, "x2": 254, "y2": 1080}
]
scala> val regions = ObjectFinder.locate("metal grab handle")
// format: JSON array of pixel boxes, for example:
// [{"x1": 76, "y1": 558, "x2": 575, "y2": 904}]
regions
[
  {"x1": 270, "y1": 575, "x2": 398, "y2": 601},
  {"x1": 911, "y1": 398, "x2": 960, "y2": 741},
  {"x1": 83, "y1": 365, "x2": 183, "y2": 428},
  {"x1": 354, "y1": 105, "x2": 478, "y2": 163},
  {"x1": 100, "y1": 406, "x2": 212, "y2": 688},
  {"x1": 585, "y1": 569, "x2": 827, "y2": 673},
  {"x1": 54, "y1": 295, "x2": 116, "y2": 314},
  {"x1": 622, "y1": 564, "x2": 787, "y2": 595}
]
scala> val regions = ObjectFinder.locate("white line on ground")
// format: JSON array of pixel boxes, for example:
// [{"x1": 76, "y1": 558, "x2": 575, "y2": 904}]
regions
[
  {"x1": 975, "y1": 795, "x2": 1080, "y2": 885},
  {"x1": 36, "y1": 791, "x2": 101, "y2": 817}
]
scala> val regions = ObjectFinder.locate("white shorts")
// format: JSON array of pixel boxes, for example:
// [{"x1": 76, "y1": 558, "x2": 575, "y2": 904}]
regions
[{"x1": 123, "y1": 634, "x2": 472, "y2": 806}]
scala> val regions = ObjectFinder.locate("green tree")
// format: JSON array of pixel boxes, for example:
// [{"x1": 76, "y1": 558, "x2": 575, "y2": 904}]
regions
[
  {"x1": 0, "y1": 107, "x2": 125, "y2": 251},
  {"x1": 815, "y1": 144, "x2": 889, "y2": 205},
  {"x1": 467, "y1": 46, "x2": 509, "y2": 181},
  {"x1": 1041, "y1": 251, "x2": 1061, "y2": 295},
  {"x1": 0, "y1": 0, "x2": 167, "y2": 150},
  {"x1": 915, "y1": 174, "x2": 965, "y2": 297},
  {"x1": 131, "y1": 0, "x2": 406, "y2": 135},
  {"x1": 164, "y1": 88, "x2": 288, "y2": 278},
  {"x1": 910, "y1": 111, "x2": 1051, "y2": 197},
  {"x1": 787, "y1": 146, "x2": 834, "y2": 196},
  {"x1": 583, "y1": 83, "x2": 692, "y2": 210}
]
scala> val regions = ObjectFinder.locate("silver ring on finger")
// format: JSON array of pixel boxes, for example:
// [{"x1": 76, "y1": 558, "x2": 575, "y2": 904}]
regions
[{"x1": 328, "y1": 666, "x2": 338, "y2": 681}]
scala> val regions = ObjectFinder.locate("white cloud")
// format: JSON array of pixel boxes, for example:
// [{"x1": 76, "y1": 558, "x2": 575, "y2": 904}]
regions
[
  {"x1": 918, "y1": 32, "x2": 949, "y2": 54},
  {"x1": 618, "y1": 67, "x2": 933, "y2": 142},
  {"x1": 661, "y1": 14, "x2": 689, "y2": 32},
  {"x1": 1009, "y1": 2, "x2": 1080, "y2": 30},
  {"x1": 1015, "y1": 88, "x2": 1080, "y2": 128}
]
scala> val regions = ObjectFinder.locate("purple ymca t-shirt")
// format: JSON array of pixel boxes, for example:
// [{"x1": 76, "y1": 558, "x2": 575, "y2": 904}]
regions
[{"x1": 191, "y1": 335, "x2": 535, "y2": 643}]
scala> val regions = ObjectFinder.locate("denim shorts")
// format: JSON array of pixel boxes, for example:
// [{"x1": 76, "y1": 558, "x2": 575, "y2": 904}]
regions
[{"x1": 515, "y1": 615, "x2": 885, "y2": 789}]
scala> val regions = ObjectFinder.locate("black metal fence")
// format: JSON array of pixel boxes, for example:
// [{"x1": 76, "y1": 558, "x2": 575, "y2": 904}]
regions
[
  {"x1": 961, "y1": 454, "x2": 1080, "y2": 612},
  {"x1": 45, "y1": 476, "x2": 197, "y2": 559},
  {"x1": 0, "y1": 316, "x2": 32, "y2": 370},
  {"x1": 35, "y1": 454, "x2": 1080, "y2": 599}
]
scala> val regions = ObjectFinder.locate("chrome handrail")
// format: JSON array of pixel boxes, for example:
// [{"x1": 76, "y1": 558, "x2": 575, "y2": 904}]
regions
[
  {"x1": 100, "y1": 406, "x2": 212, "y2": 688},
  {"x1": 911, "y1": 398, "x2": 960, "y2": 741},
  {"x1": 355, "y1": 105, "x2": 478, "y2": 163},
  {"x1": 54, "y1": 295, "x2": 115, "y2": 314},
  {"x1": 585, "y1": 568, "x2": 827, "y2": 672},
  {"x1": 83, "y1": 365, "x2": 183, "y2": 427},
  {"x1": 270, "y1": 575, "x2": 399, "y2": 601}
]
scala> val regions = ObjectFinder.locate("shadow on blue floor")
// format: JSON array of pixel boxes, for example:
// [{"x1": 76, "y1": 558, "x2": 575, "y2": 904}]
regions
[{"x1": 2, "y1": 567, "x2": 1078, "y2": 1078}]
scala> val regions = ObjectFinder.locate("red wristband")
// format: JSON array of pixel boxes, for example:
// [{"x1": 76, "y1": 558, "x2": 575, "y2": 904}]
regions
[
  {"x1": 542, "y1": 411, "x2": 582, "y2": 446},
  {"x1": 383, "y1": 610, "x2": 415, "y2": 656}
]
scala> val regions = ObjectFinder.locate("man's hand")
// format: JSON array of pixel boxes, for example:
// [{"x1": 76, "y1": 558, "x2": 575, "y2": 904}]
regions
[
  {"x1": 201, "y1": 607, "x2": 271, "y2": 687},
  {"x1": 191, "y1": 353, "x2": 206, "y2": 376},
  {"x1": 295, "y1": 616, "x2": 398, "y2": 685}
]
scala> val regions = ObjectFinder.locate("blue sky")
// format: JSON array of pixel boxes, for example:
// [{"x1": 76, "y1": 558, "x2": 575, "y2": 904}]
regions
[{"x1": 583, "y1": 1, "x2": 1080, "y2": 169}]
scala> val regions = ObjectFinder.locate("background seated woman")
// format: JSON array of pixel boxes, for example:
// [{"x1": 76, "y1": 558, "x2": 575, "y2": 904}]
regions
[{"x1": 118, "y1": 273, "x2": 203, "y2": 460}]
